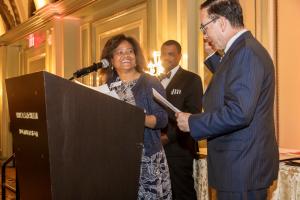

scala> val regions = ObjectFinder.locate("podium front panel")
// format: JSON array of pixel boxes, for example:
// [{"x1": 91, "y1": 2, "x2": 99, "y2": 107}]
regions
[{"x1": 6, "y1": 71, "x2": 144, "y2": 200}]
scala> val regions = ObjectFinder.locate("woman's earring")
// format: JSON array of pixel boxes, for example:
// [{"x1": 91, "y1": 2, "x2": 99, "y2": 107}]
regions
[{"x1": 111, "y1": 65, "x2": 114, "y2": 70}]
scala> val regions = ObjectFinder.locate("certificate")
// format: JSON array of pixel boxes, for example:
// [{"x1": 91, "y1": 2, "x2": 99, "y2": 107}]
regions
[{"x1": 152, "y1": 88, "x2": 181, "y2": 113}]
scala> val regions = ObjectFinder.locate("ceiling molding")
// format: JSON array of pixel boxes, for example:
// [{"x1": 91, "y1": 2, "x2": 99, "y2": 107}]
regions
[
  {"x1": 0, "y1": 0, "x2": 16, "y2": 30},
  {"x1": 9, "y1": 0, "x2": 21, "y2": 24},
  {"x1": 0, "y1": 0, "x2": 97, "y2": 44}
]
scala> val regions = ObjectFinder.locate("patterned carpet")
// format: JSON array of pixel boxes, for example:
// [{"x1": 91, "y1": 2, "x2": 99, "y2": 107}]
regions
[{"x1": 0, "y1": 164, "x2": 16, "y2": 200}]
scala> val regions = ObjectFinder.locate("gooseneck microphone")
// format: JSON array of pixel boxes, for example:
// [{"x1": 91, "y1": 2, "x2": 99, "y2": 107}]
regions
[{"x1": 69, "y1": 59, "x2": 109, "y2": 80}]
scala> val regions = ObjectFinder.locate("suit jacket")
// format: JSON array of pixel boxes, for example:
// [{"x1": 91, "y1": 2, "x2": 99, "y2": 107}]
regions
[
  {"x1": 163, "y1": 67, "x2": 203, "y2": 158},
  {"x1": 189, "y1": 31, "x2": 279, "y2": 191}
]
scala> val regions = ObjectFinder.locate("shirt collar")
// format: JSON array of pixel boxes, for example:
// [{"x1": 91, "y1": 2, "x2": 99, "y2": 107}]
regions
[
  {"x1": 224, "y1": 29, "x2": 248, "y2": 53},
  {"x1": 168, "y1": 65, "x2": 180, "y2": 79}
]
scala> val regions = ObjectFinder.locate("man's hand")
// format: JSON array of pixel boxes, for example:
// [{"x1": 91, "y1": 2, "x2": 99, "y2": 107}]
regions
[
  {"x1": 204, "y1": 38, "x2": 216, "y2": 56},
  {"x1": 175, "y1": 112, "x2": 192, "y2": 132},
  {"x1": 160, "y1": 132, "x2": 169, "y2": 146}
]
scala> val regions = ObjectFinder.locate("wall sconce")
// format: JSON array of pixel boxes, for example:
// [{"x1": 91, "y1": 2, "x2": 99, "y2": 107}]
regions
[{"x1": 147, "y1": 51, "x2": 164, "y2": 76}]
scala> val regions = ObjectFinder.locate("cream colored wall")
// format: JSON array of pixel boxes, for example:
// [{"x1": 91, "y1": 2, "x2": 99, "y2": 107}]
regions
[
  {"x1": 0, "y1": 45, "x2": 21, "y2": 158},
  {"x1": 277, "y1": 0, "x2": 300, "y2": 149},
  {"x1": 62, "y1": 18, "x2": 81, "y2": 79},
  {"x1": 0, "y1": 17, "x2": 5, "y2": 35},
  {"x1": 0, "y1": 46, "x2": 8, "y2": 157}
]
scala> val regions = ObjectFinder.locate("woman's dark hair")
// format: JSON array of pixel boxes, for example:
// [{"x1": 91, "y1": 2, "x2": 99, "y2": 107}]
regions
[
  {"x1": 100, "y1": 34, "x2": 146, "y2": 82},
  {"x1": 201, "y1": 0, "x2": 244, "y2": 28}
]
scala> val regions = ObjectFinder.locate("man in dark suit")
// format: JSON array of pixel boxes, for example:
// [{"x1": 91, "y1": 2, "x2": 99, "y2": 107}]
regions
[
  {"x1": 160, "y1": 40, "x2": 203, "y2": 200},
  {"x1": 176, "y1": 0, "x2": 279, "y2": 200}
]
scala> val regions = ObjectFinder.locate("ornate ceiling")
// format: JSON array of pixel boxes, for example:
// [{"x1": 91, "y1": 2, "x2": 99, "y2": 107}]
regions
[
  {"x1": 0, "y1": 0, "x2": 57, "y2": 35},
  {"x1": 0, "y1": 0, "x2": 20, "y2": 32}
]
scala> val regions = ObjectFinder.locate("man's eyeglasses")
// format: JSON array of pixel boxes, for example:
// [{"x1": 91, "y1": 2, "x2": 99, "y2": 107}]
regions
[{"x1": 200, "y1": 16, "x2": 219, "y2": 34}]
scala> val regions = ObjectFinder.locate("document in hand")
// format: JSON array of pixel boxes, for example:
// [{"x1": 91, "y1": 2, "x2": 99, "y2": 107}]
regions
[
  {"x1": 152, "y1": 88, "x2": 181, "y2": 113},
  {"x1": 73, "y1": 80, "x2": 120, "y2": 100}
]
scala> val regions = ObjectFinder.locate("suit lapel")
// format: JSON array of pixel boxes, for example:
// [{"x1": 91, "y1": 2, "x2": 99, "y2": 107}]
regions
[
  {"x1": 166, "y1": 67, "x2": 184, "y2": 95},
  {"x1": 220, "y1": 31, "x2": 252, "y2": 65}
]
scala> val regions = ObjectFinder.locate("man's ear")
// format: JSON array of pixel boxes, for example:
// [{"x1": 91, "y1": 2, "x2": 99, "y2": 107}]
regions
[{"x1": 219, "y1": 17, "x2": 227, "y2": 32}]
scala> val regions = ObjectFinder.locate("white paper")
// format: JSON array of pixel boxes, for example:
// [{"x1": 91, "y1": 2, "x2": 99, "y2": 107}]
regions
[
  {"x1": 73, "y1": 80, "x2": 120, "y2": 100},
  {"x1": 152, "y1": 88, "x2": 181, "y2": 113}
]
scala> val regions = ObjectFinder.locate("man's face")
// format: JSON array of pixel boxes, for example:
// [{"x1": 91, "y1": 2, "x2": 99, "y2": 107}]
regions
[
  {"x1": 160, "y1": 44, "x2": 182, "y2": 72},
  {"x1": 200, "y1": 8, "x2": 224, "y2": 50}
]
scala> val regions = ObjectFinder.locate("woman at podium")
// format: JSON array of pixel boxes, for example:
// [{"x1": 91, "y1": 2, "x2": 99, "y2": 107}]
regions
[{"x1": 101, "y1": 34, "x2": 172, "y2": 200}]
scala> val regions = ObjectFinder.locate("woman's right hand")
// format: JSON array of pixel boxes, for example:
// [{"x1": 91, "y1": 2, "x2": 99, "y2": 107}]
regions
[{"x1": 145, "y1": 115, "x2": 157, "y2": 129}]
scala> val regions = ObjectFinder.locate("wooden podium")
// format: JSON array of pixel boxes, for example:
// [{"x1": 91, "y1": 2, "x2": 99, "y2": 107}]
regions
[{"x1": 5, "y1": 71, "x2": 144, "y2": 200}]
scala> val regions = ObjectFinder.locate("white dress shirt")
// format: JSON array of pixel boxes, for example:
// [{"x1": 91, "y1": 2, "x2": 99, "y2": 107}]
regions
[
  {"x1": 224, "y1": 29, "x2": 248, "y2": 53},
  {"x1": 161, "y1": 65, "x2": 180, "y2": 89}
]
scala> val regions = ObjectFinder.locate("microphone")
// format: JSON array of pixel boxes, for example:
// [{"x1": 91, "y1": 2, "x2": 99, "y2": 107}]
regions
[{"x1": 71, "y1": 59, "x2": 110, "y2": 79}]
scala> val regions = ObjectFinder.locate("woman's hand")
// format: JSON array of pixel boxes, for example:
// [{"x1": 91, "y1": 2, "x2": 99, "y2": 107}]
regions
[{"x1": 145, "y1": 115, "x2": 157, "y2": 129}]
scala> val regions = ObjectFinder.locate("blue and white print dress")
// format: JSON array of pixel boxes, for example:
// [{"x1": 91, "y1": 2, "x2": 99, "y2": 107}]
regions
[{"x1": 113, "y1": 79, "x2": 172, "y2": 200}]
